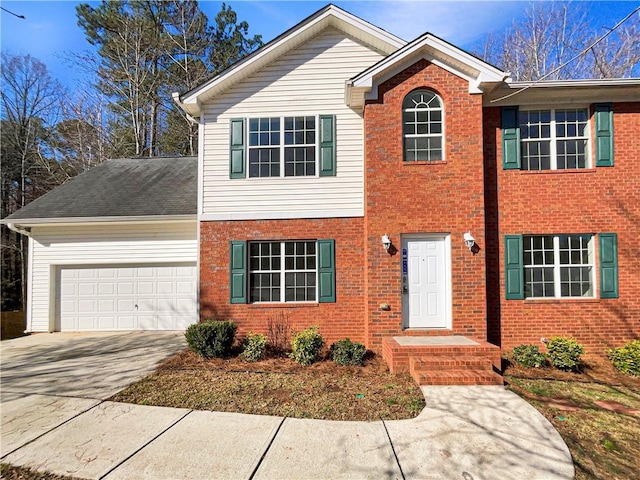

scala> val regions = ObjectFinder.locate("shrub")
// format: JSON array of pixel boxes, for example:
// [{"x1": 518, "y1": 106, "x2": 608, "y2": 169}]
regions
[
  {"x1": 608, "y1": 340, "x2": 640, "y2": 376},
  {"x1": 330, "y1": 338, "x2": 366, "y2": 366},
  {"x1": 185, "y1": 320, "x2": 237, "y2": 358},
  {"x1": 241, "y1": 333, "x2": 267, "y2": 362},
  {"x1": 545, "y1": 336, "x2": 584, "y2": 371},
  {"x1": 266, "y1": 312, "x2": 291, "y2": 354},
  {"x1": 290, "y1": 326, "x2": 324, "y2": 366},
  {"x1": 511, "y1": 344, "x2": 547, "y2": 368}
]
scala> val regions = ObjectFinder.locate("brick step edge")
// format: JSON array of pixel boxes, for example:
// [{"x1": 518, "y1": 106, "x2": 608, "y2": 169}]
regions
[
  {"x1": 412, "y1": 370, "x2": 504, "y2": 386},
  {"x1": 410, "y1": 356, "x2": 492, "y2": 371}
]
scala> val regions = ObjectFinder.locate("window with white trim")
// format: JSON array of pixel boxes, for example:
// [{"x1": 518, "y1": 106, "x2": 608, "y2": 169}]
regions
[
  {"x1": 248, "y1": 116, "x2": 316, "y2": 177},
  {"x1": 523, "y1": 235, "x2": 594, "y2": 298},
  {"x1": 403, "y1": 90, "x2": 444, "y2": 161},
  {"x1": 249, "y1": 241, "x2": 317, "y2": 302},
  {"x1": 519, "y1": 108, "x2": 589, "y2": 170}
]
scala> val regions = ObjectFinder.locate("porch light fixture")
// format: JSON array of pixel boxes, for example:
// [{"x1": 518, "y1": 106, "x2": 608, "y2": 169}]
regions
[
  {"x1": 463, "y1": 231, "x2": 476, "y2": 251},
  {"x1": 381, "y1": 234, "x2": 392, "y2": 251}
]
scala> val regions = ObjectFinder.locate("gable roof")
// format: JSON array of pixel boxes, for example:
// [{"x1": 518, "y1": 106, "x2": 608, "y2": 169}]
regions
[
  {"x1": 346, "y1": 32, "x2": 509, "y2": 109},
  {"x1": 2, "y1": 157, "x2": 197, "y2": 226},
  {"x1": 173, "y1": 4, "x2": 405, "y2": 117}
]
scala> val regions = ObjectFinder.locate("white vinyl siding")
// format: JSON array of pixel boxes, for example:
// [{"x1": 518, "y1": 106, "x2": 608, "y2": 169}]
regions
[
  {"x1": 27, "y1": 222, "x2": 197, "y2": 332},
  {"x1": 201, "y1": 28, "x2": 385, "y2": 220}
]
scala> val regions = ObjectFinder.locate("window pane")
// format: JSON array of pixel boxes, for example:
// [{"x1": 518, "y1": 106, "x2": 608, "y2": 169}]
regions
[{"x1": 403, "y1": 90, "x2": 443, "y2": 162}]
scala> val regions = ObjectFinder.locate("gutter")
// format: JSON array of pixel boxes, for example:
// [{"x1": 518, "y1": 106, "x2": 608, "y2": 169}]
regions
[
  {"x1": 6, "y1": 223, "x2": 31, "y2": 237},
  {"x1": 1, "y1": 215, "x2": 197, "y2": 228}
]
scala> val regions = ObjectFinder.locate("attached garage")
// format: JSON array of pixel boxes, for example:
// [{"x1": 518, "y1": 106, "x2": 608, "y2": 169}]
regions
[
  {"x1": 3, "y1": 157, "x2": 199, "y2": 333},
  {"x1": 57, "y1": 263, "x2": 197, "y2": 331}
]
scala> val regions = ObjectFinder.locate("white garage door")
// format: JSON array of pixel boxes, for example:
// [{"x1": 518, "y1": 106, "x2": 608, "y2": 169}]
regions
[{"x1": 57, "y1": 264, "x2": 197, "y2": 331}]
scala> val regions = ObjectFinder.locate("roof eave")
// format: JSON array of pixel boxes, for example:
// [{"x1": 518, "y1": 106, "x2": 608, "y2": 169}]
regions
[{"x1": 2, "y1": 215, "x2": 197, "y2": 229}]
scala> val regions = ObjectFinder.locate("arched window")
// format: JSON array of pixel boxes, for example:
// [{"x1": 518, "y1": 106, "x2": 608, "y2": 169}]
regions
[{"x1": 402, "y1": 90, "x2": 444, "y2": 161}]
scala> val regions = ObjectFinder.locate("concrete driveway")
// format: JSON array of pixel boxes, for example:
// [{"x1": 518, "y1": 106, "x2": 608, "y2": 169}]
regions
[
  {"x1": 0, "y1": 331, "x2": 186, "y2": 399},
  {"x1": 0, "y1": 332, "x2": 574, "y2": 479}
]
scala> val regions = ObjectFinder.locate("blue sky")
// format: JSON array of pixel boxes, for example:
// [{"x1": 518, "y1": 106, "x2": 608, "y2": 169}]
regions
[{"x1": 1, "y1": 1, "x2": 637, "y2": 89}]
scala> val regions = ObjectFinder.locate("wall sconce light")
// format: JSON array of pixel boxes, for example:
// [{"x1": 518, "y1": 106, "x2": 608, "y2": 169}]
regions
[
  {"x1": 381, "y1": 233, "x2": 392, "y2": 252},
  {"x1": 463, "y1": 231, "x2": 476, "y2": 251}
]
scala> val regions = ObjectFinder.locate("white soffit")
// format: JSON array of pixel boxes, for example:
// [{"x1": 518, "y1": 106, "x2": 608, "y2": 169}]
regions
[
  {"x1": 346, "y1": 33, "x2": 509, "y2": 109},
  {"x1": 484, "y1": 79, "x2": 640, "y2": 106},
  {"x1": 174, "y1": 5, "x2": 405, "y2": 117}
]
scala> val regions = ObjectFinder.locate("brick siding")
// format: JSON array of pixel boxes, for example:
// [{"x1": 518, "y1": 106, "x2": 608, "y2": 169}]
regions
[
  {"x1": 199, "y1": 218, "x2": 365, "y2": 346},
  {"x1": 484, "y1": 102, "x2": 640, "y2": 353},
  {"x1": 363, "y1": 59, "x2": 487, "y2": 350}
]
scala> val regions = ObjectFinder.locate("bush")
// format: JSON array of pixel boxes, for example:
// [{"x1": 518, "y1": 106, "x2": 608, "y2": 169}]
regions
[
  {"x1": 241, "y1": 333, "x2": 267, "y2": 362},
  {"x1": 331, "y1": 339, "x2": 366, "y2": 366},
  {"x1": 185, "y1": 320, "x2": 237, "y2": 358},
  {"x1": 608, "y1": 340, "x2": 640, "y2": 376},
  {"x1": 266, "y1": 312, "x2": 291, "y2": 354},
  {"x1": 546, "y1": 336, "x2": 585, "y2": 371},
  {"x1": 511, "y1": 344, "x2": 547, "y2": 368},
  {"x1": 290, "y1": 326, "x2": 324, "y2": 366}
]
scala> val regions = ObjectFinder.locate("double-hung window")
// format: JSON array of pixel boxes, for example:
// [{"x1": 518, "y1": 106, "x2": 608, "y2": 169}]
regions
[
  {"x1": 249, "y1": 116, "x2": 316, "y2": 177},
  {"x1": 230, "y1": 115, "x2": 336, "y2": 179},
  {"x1": 519, "y1": 108, "x2": 590, "y2": 170},
  {"x1": 249, "y1": 241, "x2": 317, "y2": 302},
  {"x1": 523, "y1": 235, "x2": 594, "y2": 298},
  {"x1": 229, "y1": 239, "x2": 336, "y2": 304},
  {"x1": 505, "y1": 232, "x2": 619, "y2": 300},
  {"x1": 502, "y1": 104, "x2": 614, "y2": 170}
]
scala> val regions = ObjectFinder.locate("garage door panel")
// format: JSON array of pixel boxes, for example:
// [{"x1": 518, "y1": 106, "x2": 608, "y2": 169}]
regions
[
  {"x1": 78, "y1": 316, "x2": 96, "y2": 330},
  {"x1": 137, "y1": 281, "x2": 154, "y2": 295},
  {"x1": 57, "y1": 263, "x2": 197, "y2": 331},
  {"x1": 98, "y1": 316, "x2": 115, "y2": 329}
]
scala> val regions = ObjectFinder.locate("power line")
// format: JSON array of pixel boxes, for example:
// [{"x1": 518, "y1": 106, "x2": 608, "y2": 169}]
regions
[
  {"x1": 490, "y1": 5, "x2": 640, "y2": 103},
  {"x1": 0, "y1": 6, "x2": 25, "y2": 19}
]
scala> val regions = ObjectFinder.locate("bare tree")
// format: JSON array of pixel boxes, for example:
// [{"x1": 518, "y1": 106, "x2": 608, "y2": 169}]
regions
[
  {"x1": 479, "y1": 2, "x2": 640, "y2": 80},
  {"x1": 1, "y1": 53, "x2": 65, "y2": 311}
]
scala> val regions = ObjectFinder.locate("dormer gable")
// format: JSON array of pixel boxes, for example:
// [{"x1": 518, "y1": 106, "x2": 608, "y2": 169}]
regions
[{"x1": 346, "y1": 32, "x2": 509, "y2": 110}]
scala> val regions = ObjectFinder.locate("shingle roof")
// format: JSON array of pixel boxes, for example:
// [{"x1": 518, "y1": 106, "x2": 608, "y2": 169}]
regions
[{"x1": 3, "y1": 157, "x2": 197, "y2": 223}]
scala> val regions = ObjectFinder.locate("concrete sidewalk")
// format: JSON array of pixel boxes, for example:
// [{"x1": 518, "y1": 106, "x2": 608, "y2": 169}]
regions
[{"x1": 1, "y1": 386, "x2": 574, "y2": 480}]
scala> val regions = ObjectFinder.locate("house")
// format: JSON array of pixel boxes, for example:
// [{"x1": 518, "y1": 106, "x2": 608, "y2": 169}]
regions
[{"x1": 4, "y1": 5, "x2": 639, "y2": 383}]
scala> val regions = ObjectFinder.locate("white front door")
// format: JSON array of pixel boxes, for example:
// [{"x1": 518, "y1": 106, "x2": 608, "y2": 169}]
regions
[{"x1": 402, "y1": 236, "x2": 451, "y2": 329}]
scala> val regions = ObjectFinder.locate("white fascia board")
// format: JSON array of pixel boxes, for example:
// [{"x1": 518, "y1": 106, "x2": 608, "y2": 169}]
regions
[
  {"x1": 199, "y1": 210, "x2": 364, "y2": 221},
  {"x1": 510, "y1": 78, "x2": 640, "y2": 88},
  {"x1": 4, "y1": 216, "x2": 197, "y2": 229},
  {"x1": 178, "y1": 5, "x2": 405, "y2": 116},
  {"x1": 347, "y1": 33, "x2": 508, "y2": 107}
]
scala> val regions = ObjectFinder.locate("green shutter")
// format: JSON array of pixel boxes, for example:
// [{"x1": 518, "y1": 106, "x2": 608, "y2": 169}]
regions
[
  {"x1": 594, "y1": 104, "x2": 614, "y2": 167},
  {"x1": 317, "y1": 239, "x2": 335, "y2": 302},
  {"x1": 230, "y1": 118, "x2": 246, "y2": 178},
  {"x1": 319, "y1": 115, "x2": 336, "y2": 176},
  {"x1": 229, "y1": 241, "x2": 247, "y2": 303},
  {"x1": 504, "y1": 235, "x2": 524, "y2": 299},
  {"x1": 501, "y1": 107, "x2": 521, "y2": 170},
  {"x1": 599, "y1": 233, "x2": 618, "y2": 298}
]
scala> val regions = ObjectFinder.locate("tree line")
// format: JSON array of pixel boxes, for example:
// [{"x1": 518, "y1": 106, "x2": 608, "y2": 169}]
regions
[
  {"x1": 1, "y1": 1, "x2": 638, "y2": 312},
  {"x1": 1, "y1": 0, "x2": 262, "y2": 310}
]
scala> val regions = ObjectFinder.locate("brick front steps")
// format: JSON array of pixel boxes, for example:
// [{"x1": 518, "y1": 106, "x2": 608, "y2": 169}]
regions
[{"x1": 382, "y1": 336, "x2": 503, "y2": 386}]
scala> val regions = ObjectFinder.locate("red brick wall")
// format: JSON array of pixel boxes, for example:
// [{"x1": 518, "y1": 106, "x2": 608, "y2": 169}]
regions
[
  {"x1": 199, "y1": 218, "x2": 365, "y2": 346},
  {"x1": 484, "y1": 102, "x2": 640, "y2": 353},
  {"x1": 363, "y1": 59, "x2": 488, "y2": 350}
]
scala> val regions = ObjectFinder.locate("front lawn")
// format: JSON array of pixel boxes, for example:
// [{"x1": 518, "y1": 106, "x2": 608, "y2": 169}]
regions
[
  {"x1": 110, "y1": 349, "x2": 425, "y2": 421},
  {"x1": 504, "y1": 356, "x2": 640, "y2": 480}
]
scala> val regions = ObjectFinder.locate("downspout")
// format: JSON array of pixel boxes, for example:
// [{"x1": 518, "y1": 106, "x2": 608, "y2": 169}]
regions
[{"x1": 7, "y1": 222, "x2": 31, "y2": 237}]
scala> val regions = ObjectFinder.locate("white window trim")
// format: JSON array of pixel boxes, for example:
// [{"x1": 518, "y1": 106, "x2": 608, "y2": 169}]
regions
[
  {"x1": 246, "y1": 115, "x2": 320, "y2": 179},
  {"x1": 403, "y1": 90, "x2": 446, "y2": 162},
  {"x1": 524, "y1": 234, "x2": 595, "y2": 299},
  {"x1": 249, "y1": 240, "x2": 319, "y2": 304},
  {"x1": 519, "y1": 106, "x2": 592, "y2": 170}
]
